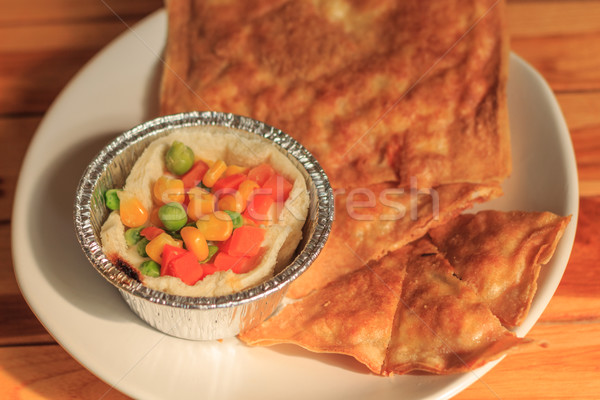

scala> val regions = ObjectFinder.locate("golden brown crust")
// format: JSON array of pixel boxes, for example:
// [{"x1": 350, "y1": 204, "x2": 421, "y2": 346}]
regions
[
  {"x1": 240, "y1": 243, "x2": 408, "y2": 374},
  {"x1": 241, "y1": 238, "x2": 530, "y2": 375},
  {"x1": 160, "y1": 0, "x2": 511, "y2": 188},
  {"x1": 287, "y1": 181, "x2": 502, "y2": 299},
  {"x1": 428, "y1": 210, "x2": 571, "y2": 327},
  {"x1": 382, "y1": 239, "x2": 531, "y2": 375}
]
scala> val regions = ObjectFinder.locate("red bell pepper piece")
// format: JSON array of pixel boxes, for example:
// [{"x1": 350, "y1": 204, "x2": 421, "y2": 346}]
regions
[
  {"x1": 161, "y1": 244, "x2": 188, "y2": 276},
  {"x1": 241, "y1": 210, "x2": 257, "y2": 226},
  {"x1": 164, "y1": 249, "x2": 205, "y2": 285},
  {"x1": 211, "y1": 173, "x2": 246, "y2": 197},
  {"x1": 214, "y1": 252, "x2": 255, "y2": 274},
  {"x1": 246, "y1": 193, "x2": 274, "y2": 222},
  {"x1": 227, "y1": 226, "x2": 265, "y2": 257},
  {"x1": 181, "y1": 160, "x2": 210, "y2": 189},
  {"x1": 261, "y1": 174, "x2": 293, "y2": 202},
  {"x1": 200, "y1": 263, "x2": 219, "y2": 278},
  {"x1": 217, "y1": 237, "x2": 232, "y2": 254},
  {"x1": 140, "y1": 226, "x2": 165, "y2": 241},
  {"x1": 247, "y1": 163, "x2": 275, "y2": 186}
]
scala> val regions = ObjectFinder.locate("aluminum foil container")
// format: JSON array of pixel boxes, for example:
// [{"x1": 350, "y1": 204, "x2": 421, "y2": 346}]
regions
[{"x1": 74, "y1": 111, "x2": 333, "y2": 340}]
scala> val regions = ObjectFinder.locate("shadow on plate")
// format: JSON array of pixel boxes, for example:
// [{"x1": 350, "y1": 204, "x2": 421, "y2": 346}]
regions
[
  {"x1": 264, "y1": 343, "x2": 373, "y2": 375},
  {"x1": 26, "y1": 132, "x2": 140, "y2": 323}
]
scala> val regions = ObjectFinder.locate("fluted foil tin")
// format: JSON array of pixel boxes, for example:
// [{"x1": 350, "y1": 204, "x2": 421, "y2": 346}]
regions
[{"x1": 74, "y1": 112, "x2": 333, "y2": 340}]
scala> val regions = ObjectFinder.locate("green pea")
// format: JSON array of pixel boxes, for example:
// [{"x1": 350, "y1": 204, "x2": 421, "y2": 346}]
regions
[
  {"x1": 224, "y1": 210, "x2": 243, "y2": 229},
  {"x1": 139, "y1": 260, "x2": 161, "y2": 277},
  {"x1": 124, "y1": 226, "x2": 144, "y2": 247},
  {"x1": 105, "y1": 189, "x2": 121, "y2": 210},
  {"x1": 158, "y1": 202, "x2": 187, "y2": 231},
  {"x1": 165, "y1": 141, "x2": 194, "y2": 175},
  {"x1": 137, "y1": 237, "x2": 150, "y2": 257},
  {"x1": 200, "y1": 245, "x2": 219, "y2": 264}
]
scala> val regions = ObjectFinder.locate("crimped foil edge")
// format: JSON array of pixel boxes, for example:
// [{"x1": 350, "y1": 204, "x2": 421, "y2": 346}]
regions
[{"x1": 74, "y1": 111, "x2": 333, "y2": 313}]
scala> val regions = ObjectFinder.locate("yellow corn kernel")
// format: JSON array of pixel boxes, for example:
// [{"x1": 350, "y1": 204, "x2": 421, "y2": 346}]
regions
[
  {"x1": 180, "y1": 226, "x2": 209, "y2": 261},
  {"x1": 153, "y1": 176, "x2": 185, "y2": 205},
  {"x1": 145, "y1": 232, "x2": 182, "y2": 264},
  {"x1": 202, "y1": 160, "x2": 227, "y2": 188},
  {"x1": 217, "y1": 193, "x2": 245, "y2": 213},
  {"x1": 224, "y1": 165, "x2": 249, "y2": 177},
  {"x1": 196, "y1": 211, "x2": 233, "y2": 241},
  {"x1": 187, "y1": 187, "x2": 215, "y2": 220},
  {"x1": 238, "y1": 179, "x2": 260, "y2": 203},
  {"x1": 119, "y1": 193, "x2": 148, "y2": 228}
]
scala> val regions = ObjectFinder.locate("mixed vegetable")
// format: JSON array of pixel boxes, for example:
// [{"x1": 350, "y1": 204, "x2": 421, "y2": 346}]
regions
[{"x1": 105, "y1": 140, "x2": 293, "y2": 286}]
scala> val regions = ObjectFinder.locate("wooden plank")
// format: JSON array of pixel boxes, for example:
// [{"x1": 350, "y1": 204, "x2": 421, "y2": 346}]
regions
[
  {"x1": 0, "y1": 224, "x2": 20, "y2": 295},
  {"x1": 0, "y1": 224, "x2": 54, "y2": 346},
  {"x1": 510, "y1": 34, "x2": 600, "y2": 91},
  {"x1": 456, "y1": 322, "x2": 600, "y2": 399},
  {"x1": 0, "y1": 18, "x2": 162, "y2": 53},
  {"x1": 0, "y1": 0, "x2": 162, "y2": 24},
  {"x1": 539, "y1": 197, "x2": 600, "y2": 323},
  {"x1": 0, "y1": 16, "x2": 159, "y2": 115},
  {"x1": 549, "y1": 196, "x2": 600, "y2": 300},
  {"x1": 0, "y1": 294, "x2": 53, "y2": 346},
  {"x1": 0, "y1": 345, "x2": 129, "y2": 399},
  {"x1": 0, "y1": 50, "x2": 101, "y2": 115},
  {"x1": 506, "y1": 1, "x2": 600, "y2": 91},
  {"x1": 0, "y1": 117, "x2": 40, "y2": 220},
  {"x1": 557, "y1": 92, "x2": 600, "y2": 196},
  {"x1": 507, "y1": 0, "x2": 600, "y2": 37}
]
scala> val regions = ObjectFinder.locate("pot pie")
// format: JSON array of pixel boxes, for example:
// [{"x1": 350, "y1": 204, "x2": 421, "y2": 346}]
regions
[{"x1": 101, "y1": 126, "x2": 309, "y2": 297}]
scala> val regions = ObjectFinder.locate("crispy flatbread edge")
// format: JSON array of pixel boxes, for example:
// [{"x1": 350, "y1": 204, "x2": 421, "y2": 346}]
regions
[
  {"x1": 381, "y1": 335, "x2": 538, "y2": 376},
  {"x1": 239, "y1": 337, "x2": 384, "y2": 375},
  {"x1": 507, "y1": 213, "x2": 572, "y2": 327},
  {"x1": 427, "y1": 212, "x2": 572, "y2": 328},
  {"x1": 497, "y1": 0, "x2": 512, "y2": 183},
  {"x1": 286, "y1": 181, "x2": 504, "y2": 300},
  {"x1": 160, "y1": 0, "x2": 197, "y2": 115}
]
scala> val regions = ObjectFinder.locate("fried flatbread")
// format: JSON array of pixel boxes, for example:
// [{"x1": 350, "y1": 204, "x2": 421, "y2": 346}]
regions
[
  {"x1": 287, "y1": 182, "x2": 502, "y2": 299},
  {"x1": 428, "y1": 210, "x2": 571, "y2": 327},
  {"x1": 241, "y1": 238, "x2": 528, "y2": 375},
  {"x1": 239, "y1": 244, "x2": 408, "y2": 374},
  {"x1": 160, "y1": 0, "x2": 511, "y2": 188},
  {"x1": 382, "y1": 239, "x2": 531, "y2": 375}
]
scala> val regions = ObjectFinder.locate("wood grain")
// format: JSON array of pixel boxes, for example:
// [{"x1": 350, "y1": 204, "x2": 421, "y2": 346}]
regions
[
  {"x1": 0, "y1": 117, "x2": 40, "y2": 220},
  {"x1": 540, "y1": 197, "x2": 600, "y2": 323},
  {"x1": 0, "y1": 19, "x2": 155, "y2": 115},
  {"x1": 0, "y1": 345, "x2": 129, "y2": 399},
  {"x1": 455, "y1": 322, "x2": 600, "y2": 399},
  {"x1": 557, "y1": 92, "x2": 600, "y2": 196},
  {"x1": 507, "y1": 0, "x2": 600, "y2": 91},
  {"x1": 508, "y1": 1, "x2": 600, "y2": 37},
  {"x1": 0, "y1": 0, "x2": 162, "y2": 24}
]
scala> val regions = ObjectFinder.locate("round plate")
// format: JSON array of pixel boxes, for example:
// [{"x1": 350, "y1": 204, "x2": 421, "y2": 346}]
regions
[{"x1": 12, "y1": 9, "x2": 578, "y2": 400}]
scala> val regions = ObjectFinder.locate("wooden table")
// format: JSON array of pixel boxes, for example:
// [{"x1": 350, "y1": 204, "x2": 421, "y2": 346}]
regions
[{"x1": 1, "y1": 1, "x2": 598, "y2": 398}]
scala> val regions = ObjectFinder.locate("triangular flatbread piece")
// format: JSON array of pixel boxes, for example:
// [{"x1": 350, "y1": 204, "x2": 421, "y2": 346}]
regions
[
  {"x1": 239, "y1": 247, "x2": 408, "y2": 374},
  {"x1": 383, "y1": 238, "x2": 531, "y2": 375},
  {"x1": 287, "y1": 182, "x2": 501, "y2": 299},
  {"x1": 428, "y1": 210, "x2": 571, "y2": 326}
]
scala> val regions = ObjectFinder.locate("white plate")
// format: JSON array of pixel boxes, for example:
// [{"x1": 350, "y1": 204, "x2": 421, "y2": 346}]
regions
[{"x1": 12, "y1": 9, "x2": 578, "y2": 400}]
